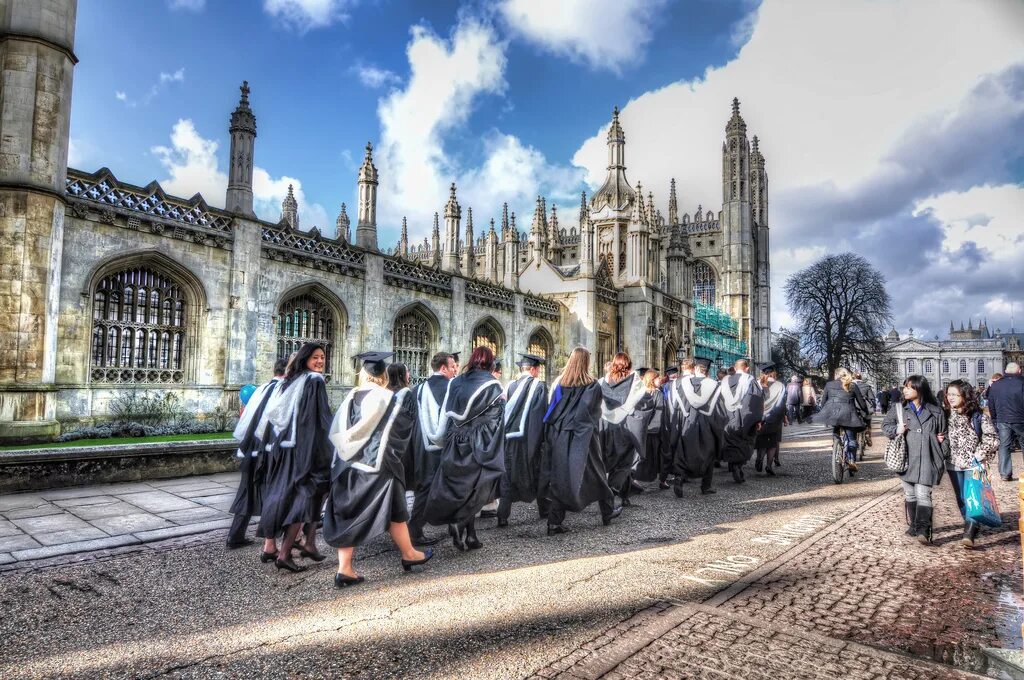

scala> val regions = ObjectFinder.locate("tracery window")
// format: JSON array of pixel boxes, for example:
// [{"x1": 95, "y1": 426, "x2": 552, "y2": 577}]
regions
[
  {"x1": 276, "y1": 293, "x2": 335, "y2": 381},
  {"x1": 393, "y1": 307, "x2": 435, "y2": 384},
  {"x1": 692, "y1": 261, "x2": 716, "y2": 306},
  {"x1": 472, "y1": 319, "x2": 502, "y2": 358},
  {"x1": 527, "y1": 329, "x2": 553, "y2": 384},
  {"x1": 90, "y1": 266, "x2": 188, "y2": 383}
]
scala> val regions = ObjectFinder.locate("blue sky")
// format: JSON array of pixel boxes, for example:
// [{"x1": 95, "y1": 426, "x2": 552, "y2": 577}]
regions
[{"x1": 69, "y1": 0, "x2": 1024, "y2": 339}]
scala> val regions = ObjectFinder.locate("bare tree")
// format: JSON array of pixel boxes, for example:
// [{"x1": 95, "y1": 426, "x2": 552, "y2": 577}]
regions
[
  {"x1": 784, "y1": 253, "x2": 893, "y2": 380},
  {"x1": 771, "y1": 327, "x2": 824, "y2": 386}
]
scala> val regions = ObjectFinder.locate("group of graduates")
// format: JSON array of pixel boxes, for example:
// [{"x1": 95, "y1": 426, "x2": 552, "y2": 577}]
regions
[{"x1": 227, "y1": 341, "x2": 785, "y2": 588}]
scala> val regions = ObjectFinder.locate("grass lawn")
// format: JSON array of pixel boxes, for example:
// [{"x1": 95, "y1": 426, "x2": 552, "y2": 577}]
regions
[{"x1": 0, "y1": 431, "x2": 236, "y2": 452}]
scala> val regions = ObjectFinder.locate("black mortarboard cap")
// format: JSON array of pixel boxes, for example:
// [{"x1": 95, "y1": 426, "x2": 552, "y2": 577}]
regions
[
  {"x1": 637, "y1": 367, "x2": 650, "y2": 376},
  {"x1": 493, "y1": 359, "x2": 503, "y2": 372},
  {"x1": 517, "y1": 353, "x2": 546, "y2": 367},
  {"x1": 665, "y1": 367, "x2": 679, "y2": 376},
  {"x1": 448, "y1": 351, "x2": 461, "y2": 362},
  {"x1": 694, "y1": 358, "x2": 711, "y2": 370},
  {"x1": 355, "y1": 351, "x2": 393, "y2": 377},
  {"x1": 758, "y1": 362, "x2": 777, "y2": 373}
]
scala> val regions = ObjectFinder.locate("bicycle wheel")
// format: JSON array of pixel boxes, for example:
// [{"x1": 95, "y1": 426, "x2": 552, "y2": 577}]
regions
[{"x1": 832, "y1": 437, "x2": 845, "y2": 484}]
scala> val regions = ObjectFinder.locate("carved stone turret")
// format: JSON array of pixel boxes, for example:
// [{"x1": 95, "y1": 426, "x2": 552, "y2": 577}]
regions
[
  {"x1": 227, "y1": 81, "x2": 257, "y2": 216},
  {"x1": 356, "y1": 142, "x2": 379, "y2": 250}
]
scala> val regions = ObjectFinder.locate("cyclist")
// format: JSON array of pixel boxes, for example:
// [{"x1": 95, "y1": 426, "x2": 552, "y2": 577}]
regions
[
  {"x1": 818, "y1": 367, "x2": 871, "y2": 476},
  {"x1": 853, "y1": 372, "x2": 875, "y2": 455}
]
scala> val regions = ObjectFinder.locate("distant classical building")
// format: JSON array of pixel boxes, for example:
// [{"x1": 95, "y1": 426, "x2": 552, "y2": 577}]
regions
[
  {"x1": 0, "y1": 0, "x2": 771, "y2": 441},
  {"x1": 881, "y1": 322, "x2": 1007, "y2": 391}
]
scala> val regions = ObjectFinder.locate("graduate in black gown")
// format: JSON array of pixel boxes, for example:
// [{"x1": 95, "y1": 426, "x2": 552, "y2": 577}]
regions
[
  {"x1": 424, "y1": 346, "x2": 505, "y2": 551},
  {"x1": 635, "y1": 369, "x2": 669, "y2": 487},
  {"x1": 227, "y1": 357, "x2": 287, "y2": 552},
  {"x1": 671, "y1": 358, "x2": 724, "y2": 496},
  {"x1": 254, "y1": 343, "x2": 333, "y2": 572},
  {"x1": 598, "y1": 353, "x2": 649, "y2": 506},
  {"x1": 544, "y1": 347, "x2": 622, "y2": 533},
  {"x1": 496, "y1": 353, "x2": 548, "y2": 527},
  {"x1": 323, "y1": 353, "x2": 433, "y2": 588},
  {"x1": 754, "y1": 363, "x2": 786, "y2": 476},
  {"x1": 657, "y1": 367, "x2": 680, "y2": 490},
  {"x1": 719, "y1": 359, "x2": 765, "y2": 484},
  {"x1": 406, "y1": 352, "x2": 456, "y2": 546}
]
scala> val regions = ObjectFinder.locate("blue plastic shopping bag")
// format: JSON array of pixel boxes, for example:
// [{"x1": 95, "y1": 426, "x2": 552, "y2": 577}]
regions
[{"x1": 963, "y1": 464, "x2": 1002, "y2": 528}]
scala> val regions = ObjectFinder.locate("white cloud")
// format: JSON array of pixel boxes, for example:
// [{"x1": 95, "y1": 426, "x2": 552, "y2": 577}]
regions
[
  {"x1": 115, "y1": 91, "x2": 127, "y2": 102},
  {"x1": 263, "y1": 0, "x2": 352, "y2": 32},
  {"x1": 498, "y1": 0, "x2": 667, "y2": 74},
  {"x1": 68, "y1": 137, "x2": 98, "y2": 169},
  {"x1": 915, "y1": 184, "x2": 1024, "y2": 264},
  {"x1": 115, "y1": 68, "x2": 186, "y2": 107},
  {"x1": 352, "y1": 64, "x2": 401, "y2": 89},
  {"x1": 159, "y1": 68, "x2": 185, "y2": 84},
  {"x1": 151, "y1": 119, "x2": 329, "y2": 232},
  {"x1": 169, "y1": 0, "x2": 205, "y2": 11},
  {"x1": 570, "y1": 0, "x2": 1024, "y2": 335}
]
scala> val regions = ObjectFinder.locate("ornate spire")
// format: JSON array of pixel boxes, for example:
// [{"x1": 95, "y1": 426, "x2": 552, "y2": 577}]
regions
[
  {"x1": 444, "y1": 182, "x2": 460, "y2": 219},
  {"x1": 607, "y1": 105, "x2": 624, "y2": 143},
  {"x1": 489, "y1": 217, "x2": 497, "y2": 237},
  {"x1": 281, "y1": 184, "x2": 298, "y2": 229},
  {"x1": 398, "y1": 216, "x2": 408, "y2": 257},
  {"x1": 463, "y1": 206, "x2": 475, "y2": 276},
  {"x1": 356, "y1": 141, "x2": 379, "y2": 249},
  {"x1": 431, "y1": 212, "x2": 440, "y2": 266},
  {"x1": 630, "y1": 182, "x2": 645, "y2": 225},
  {"x1": 227, "y1": 80, "x2": 257, "y2": 216},
  {"x1": 593, "y1": 106, "x2": 633, "y2": 213},
  {"x1": 510, "y1": 212, "x2": 518, "y2": 241},
  {"x1": 501, "y1": 202, "x2": 509, "y2": 233},
  {"x1": 726, "y1": 96, "x2": 747, "y2": 136},
  {"x1": 336, "y1": 203, "x2": 350, "y2": 241},
  {"x1": 579, "y1": 191, "x2": 588, "y2": 224},
  {"x1": 530, "y1": 195, "x2": 545, "y2": 235},
  {"x1": 549, "y1": 204, "x2": 559, "y2": 240}
]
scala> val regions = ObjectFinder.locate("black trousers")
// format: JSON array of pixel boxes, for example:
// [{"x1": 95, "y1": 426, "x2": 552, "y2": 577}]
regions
[
  {"x1": 227, "y1": 512, "x2": 251, "y2": 545},
  {"x1": 547, "y1": 497, "x2": 614, "y2": 526}
]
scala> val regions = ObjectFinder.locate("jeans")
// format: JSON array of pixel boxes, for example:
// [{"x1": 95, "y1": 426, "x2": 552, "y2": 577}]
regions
[
  {"x1": 997, "y1": 422, "x2": 1024, "y2": 478},
  {"x1": 901, "y1": 481, "x2": 933, "y2": 507},
  {"x1": 946, "y1": 468, "x2": 968, "y2": 518}
]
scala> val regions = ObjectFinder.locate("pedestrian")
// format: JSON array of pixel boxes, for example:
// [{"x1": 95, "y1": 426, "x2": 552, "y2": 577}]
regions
[
  {"x1": 254, "y1": 342, "x2": 333, "y2": 572},
  {"x1": 406, "y1": 352, "x2": 454, "y2": 547},
  {"x1": 670, "y1": 358, "x2": 722, "y2": 495},
  {"x1": 598, "y1": 352, "x2": 649, "y2": 507},
  {"x1": 785, "y1": 375, "x2": 802, "y2": 424},
  {"x1": 888, "y1": 384, "x2": 901, "y2": 412},
  {"x1": 635, "y1": 368, "x2": 670, "y2": 488},
  {"x1": 801, "y1": 378, "x2": 817, "y2": 422},
  {"x1": 719, "y1": 359, "x2": 764, "y2": 484},
  {"x1": 882, "y1": 375, "x2": 947, "y2": 544},
  {"x1": 424, "y1": 346, "x2": 505, "y2": 551},
  {"x1": 543, "y1": 347, "x2": 622, "y2": 534},
  {"x1": 878, "y1": 385, "x2": 891, "y2": 414},
  {"x1": 324, "y1": 353, "x2": 433, "y2": 588},
  {"x1": 227, "y1": 358, "x2": 287, "y2": 554},
  {"x1": 496, "y1": 354, "x2": 549, "y2": 528},
  {"x1": 819, "y1": 368, "x2": 870, "y2": 473},
  {"x1": 986, "y1": 362, "x2": 1024, "y2": 481},
  {"x1": 755, "y1": 364, "x2": 785, "y2": 475},
  {"x1": 716, "y1": 368, "x2": 729, "y2": 382},
  {"x1": 942, "y1": 380, "x2": 998, "y2": 548}
]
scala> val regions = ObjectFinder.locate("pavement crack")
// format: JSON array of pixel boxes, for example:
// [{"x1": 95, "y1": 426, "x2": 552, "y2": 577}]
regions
[{"x1": 567, "y1": 563, "x2": 621, "y2": 591}]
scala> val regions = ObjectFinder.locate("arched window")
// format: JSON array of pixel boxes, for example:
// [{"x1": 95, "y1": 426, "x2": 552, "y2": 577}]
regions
[
  {"x1": 923, "y1": 359, "x2": 933, "y2": 374},
  {"x1": 527, "y1": 328, "x2": 553, "y2": 384},
  {"x1": 977, "y1": 359, "x2": 985, "y2": 374},
  {"x1": 907, "y1": 359, "x2": 916, "y2": 373},
  {"x1": 692, "y1": 261, "x2": 716, "y2": 306},
  {"x1": 393, "y1": 306, "x2": 435, "y2": 383},
  {"x1": 959, "y1": 359, "x2": 968, "y2": 374},
  {"x1": 471, "y1": 318, "x2": 503, "y2": 357},
  {"x1": 276, "y1": 292, "x2": 336, "y2": 382},
  {"x1": 90, "y1": 265, "x2": 191, "y2": 384},
  {"x1": 942, "y1": 359, "x2": 950, "y2": 374}
]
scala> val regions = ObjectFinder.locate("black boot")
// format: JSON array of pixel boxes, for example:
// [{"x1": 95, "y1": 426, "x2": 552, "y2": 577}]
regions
[
  {"x1": 754, "y1": 450, "x2": 764, "y2": 473},
  {"x1": 961, "y1": 520, "x2": 981, "y2": 548},
  {"x1": 904, "y1": 501, "x2": 917, "y2": 536},
  {"x1": 465, "y1": 519, "x2": 482, "y2": 550},
  {"x1": 915, "y1": 504, "x2": 933, "y2": 545}
]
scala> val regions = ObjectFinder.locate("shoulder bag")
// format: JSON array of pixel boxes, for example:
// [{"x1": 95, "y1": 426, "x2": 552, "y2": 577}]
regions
[{"x1": 884, "y1": 406, "x2": 908, "y2": 473}]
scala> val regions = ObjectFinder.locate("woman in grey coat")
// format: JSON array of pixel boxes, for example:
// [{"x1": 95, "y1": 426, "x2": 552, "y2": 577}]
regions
[
  {"x1": 818, "y1": 367, "x2": 870, "y2": 473},
  {"x1": 882, "y1": 374, "x2": 948, "y2": 544}
]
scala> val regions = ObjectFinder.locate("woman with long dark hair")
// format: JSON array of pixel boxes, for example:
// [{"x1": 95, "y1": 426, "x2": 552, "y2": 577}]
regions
[
  {"x1": 544, "y1": 347, "x2": 621, "y2": 533},
  {"x1": 254, "y1": 342, "x2": 333, "y2": 572},
  {"x1": 882, "y1": 374, "x2": 948, "y2": 544},
  {"x1": 323, "y1": 353, "x2": 432, "y2": 587},
  {"x1": 942, "y1": 380, "x2": 998, "y2": 548},
  {"x1": 598, "y1": 352, "x2": 648, "y2": 506},
  {"x1": 424, "y1": 346, "x2": 505, "y2": 551}
]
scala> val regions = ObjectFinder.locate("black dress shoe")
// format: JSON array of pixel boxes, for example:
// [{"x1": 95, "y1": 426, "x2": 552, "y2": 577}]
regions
[
  {"x1": 673, "y1": 484, "x2": 684, "y2": 499},
  {"x1": 299, "y1": 547, "x2": 327, "y2": 562},
  {"x1": 496, "y1": 518, "x2": 509, "y2": 528},
  {"x1": 479, "y1": 508, "x2": 498, "y2": 519},
  {"x1": 620, "y1": 496, "x2": 632, "y2": 507},
  {"x1": 602, "y1": 506, "x2": 623, "y2": 526},
  {"x1": 731, "y1": 466, "x2": 744, "y2": 484},
  {"x1": 402, "y1": 548, "x2": 434, "y2": 572},
  {"x1": 754, "y1": 457, "x2": 763, "y2": 473},
  {"x1": 658, "y1": 481, "x2": 670, "y2": 490},
  {"x1": 334, "y1": 572, "x2": 365, "y2": 588},
  {"x1": 765, "y1": 465, "x2": 776, "y2": 477},
  {"x1": 629, "y1": 480, "x2": 645, "y2": 494},
  {"x1": 411, "y1": 533, "x2": 443, "y2": 546},
  {"x1": 465, "y1": 527, "x2": 483, "y2": 550},
  {"x1": 226, "y1": 538, "x2": 255, "y2": 549},
  {"x1": 547, "y1": 524, "x2": 570, "y2": 535},
  {"x1": 449, "y1": 524, "x2": 468, "y2": 552},
  {"x1": 259, "y1": 550, "x2": 278, "y2": 563},
  {"x1": 1003, "y1": 475, "x2": 1016, "y2": 482},
  {"x1": 275, "y1": 558, "x2": 308, "y2": 573},
  {"x1": 701, "y1": 488, "x2": 717, "y2": 495}
]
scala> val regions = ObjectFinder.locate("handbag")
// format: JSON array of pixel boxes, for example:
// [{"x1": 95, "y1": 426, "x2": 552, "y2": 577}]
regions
[
  {"x1": 884, "y1": 406, "x2": 908, "y2": 473},
  {"x1": 964, "y1": 462, "x2": 1002, "y2": 527}
]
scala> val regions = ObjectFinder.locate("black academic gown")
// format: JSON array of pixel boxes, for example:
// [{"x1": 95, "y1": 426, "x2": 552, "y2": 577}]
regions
[
  {"x1": 544, "y1": 382, "x2": 615, "y2": 513},
  {"x1": 719, "y1": 373, "x2": 765, "y2": 465},
  {"x1": 755, "y1": 381, "x2": 786, "y2": 449},
  {"x1": 599, "y1": 374, "x2": 648, "y2": 495},
  {"x1": 635, "y1": 388, "x2": 667, "y2": 483},
  {"x1": 500, "y1": 375, "x2": 548, "y2": 504},
  {"x1": 672, "y1": 376, "x2": 726, "y2": 478},
  {"x1": 323, "y1": 386, "x2": 413, "y2": 548},
  {"x1": 424, "y1": 369, "x2": 505, "y2": 526},
  {"x1": 257, "y1": 374, "x2": 333, "y2": 538},
  {"x1": 407, "y1": 374, "x2": 450, "y2": 489},
  {"x1": 228, "y1": 378, "x2": 280, "y2": 518}
]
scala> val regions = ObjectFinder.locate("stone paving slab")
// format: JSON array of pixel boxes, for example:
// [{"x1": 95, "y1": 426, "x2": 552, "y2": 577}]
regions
[
  {"x1": 88, "y1": 513, "x2": 174, "y2": 535},
  {"x1": 34, "y1": 527, "x2": 109, "y2": 546},
  {"x1": 66, "y1": 500, "x2": 142, "y2": 520},
  {"x1": 0, "y1": 534, "x2": 41, "y2": 552},
  {"x1": 2, "y1": 503, "x2": 65, "y2": 520},
  {"x1": 114, "y1": 490, "x2": 201, "y2": 513}
]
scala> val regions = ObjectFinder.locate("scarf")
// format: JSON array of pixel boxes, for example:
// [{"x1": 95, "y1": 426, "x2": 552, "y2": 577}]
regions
[
  {"x1": 329, "y1": 384, "x2": 406, "y2": 473},
  {"x1": 720, "y1": 372, "x2": 754, "y2": 413},
  {"x1": 255, "y1": 372, "x2": 321, "y2": 449}
]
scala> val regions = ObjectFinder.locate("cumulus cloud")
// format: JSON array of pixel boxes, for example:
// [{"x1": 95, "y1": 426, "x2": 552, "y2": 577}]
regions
[
  {"x1": 351, "y1": 64, "x2": 401, "y2": 89},
  {"x1": 263, "y1": 0, "x2": 353, "y2": 32},
  {"x1": 498, "y1": 0, "x2": 667, "y2": 73},
  {"x1": 159, "y1": 68, "x2": 185, "y2": 84},
  {"x1": 116, "y1": 68, "x2": 186, "y2": 107},
  {"x1": 151, "y1": 119, "x2": 329, "y2": 232},
  {"x1": 570, "y1": 0, "x2": 1024, "y2": 337}
]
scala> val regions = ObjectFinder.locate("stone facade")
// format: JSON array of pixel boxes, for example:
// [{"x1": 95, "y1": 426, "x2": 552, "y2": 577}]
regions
[
  {"x1": 879, "y1": 324, "x2": 1007, "y2": 391},
  {"x1": 0, "y1": 0, "x2": 771, "y2": 440}
]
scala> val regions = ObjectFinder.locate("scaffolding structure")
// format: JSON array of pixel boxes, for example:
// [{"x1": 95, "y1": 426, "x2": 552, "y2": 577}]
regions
[{"x1": 693, "y1": 298, "x2": 747, "y2": 371}]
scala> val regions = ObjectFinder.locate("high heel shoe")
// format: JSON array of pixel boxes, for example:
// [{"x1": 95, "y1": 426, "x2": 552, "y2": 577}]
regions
[
  {"x1": 401, "y1": 548, "x2": 434, "y2": 572},
  {"x1": 299, "y1": 547, "x2": 327, "y2": 562},
  {"x1": 275, "y1": 557, "x2": 308, "y2": 573},
  {"x1": 334, "y1": 572, "x2": 365, "y2": 588},
  {"x1": 260, "y1": 550, "x2": 278, "y2": 563}
]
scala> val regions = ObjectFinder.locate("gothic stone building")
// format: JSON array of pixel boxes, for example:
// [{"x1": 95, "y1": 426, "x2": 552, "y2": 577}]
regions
[{"x1": 0, "y1": 0, "x2": 771, "y2": 441}]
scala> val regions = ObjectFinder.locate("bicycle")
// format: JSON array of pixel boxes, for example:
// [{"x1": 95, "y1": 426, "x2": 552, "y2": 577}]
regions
[{"x1": 831, "y1": 426, "x2": 859, "y2": 484}]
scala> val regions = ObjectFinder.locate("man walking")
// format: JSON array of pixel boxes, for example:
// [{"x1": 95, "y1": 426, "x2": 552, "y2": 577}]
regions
[
  {"x1": 408, "y1": 352, "x2": 457, "y2": 544},
  {"x1": 785, "y1": 375, "x2": 802, "y2": 424},
  {"x1": 988, "y1": 362, "x2": 1024, "y2": 482}
]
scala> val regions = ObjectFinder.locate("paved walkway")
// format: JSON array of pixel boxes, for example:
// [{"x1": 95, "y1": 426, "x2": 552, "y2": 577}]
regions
[
  {"x1": 0, "y1": 472, "x2": 242, "y2": 564},
  {"x1": 533, "y1": 457, "x2": 1024, "y2": 679}
]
